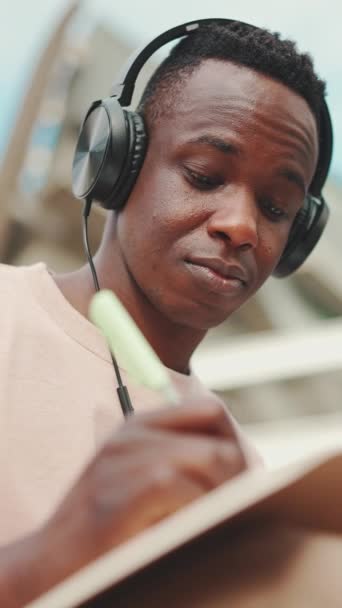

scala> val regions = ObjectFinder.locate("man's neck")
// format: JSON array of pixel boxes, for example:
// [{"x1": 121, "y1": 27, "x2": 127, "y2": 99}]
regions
[{"x1": 53, "y1": 244, "x2": 205, "y2": 375}]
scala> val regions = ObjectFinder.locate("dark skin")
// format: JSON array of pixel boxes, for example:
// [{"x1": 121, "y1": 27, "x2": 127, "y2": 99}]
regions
[
  {"x1": 59, "y1": 61, "x2": 318, "y2": 371},
  {"x1": 0, "y1": 60, "x2": 318, "y2": 606}
]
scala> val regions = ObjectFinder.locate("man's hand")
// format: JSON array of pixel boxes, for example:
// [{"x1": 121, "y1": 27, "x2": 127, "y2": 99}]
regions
[
  {"x1": 0, "y1": 400, "x2": 247, "y2": 606},
  {"x1": 53, "y1": 400, "x2": 246, "y2": 548}
]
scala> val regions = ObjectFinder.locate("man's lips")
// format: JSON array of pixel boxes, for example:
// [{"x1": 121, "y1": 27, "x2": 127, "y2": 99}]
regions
[
  {"x1": 184, "y1": 256, "x2": 251, "y2": 297},
  {"x1": 186, "y1": 256, "x2": 249, "y2": 285}
]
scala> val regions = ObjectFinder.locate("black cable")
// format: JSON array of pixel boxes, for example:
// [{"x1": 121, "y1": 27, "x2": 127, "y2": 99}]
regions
[
  {"x1": 82, "y1": 198, "x2": 100, "y2": 292},
  {"x1": 82, "y1": 198, "x2": 134, "y2": 417}
]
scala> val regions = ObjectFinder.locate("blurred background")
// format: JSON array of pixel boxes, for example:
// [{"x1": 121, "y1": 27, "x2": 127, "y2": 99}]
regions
[{"x1": 0, "y1": 0, "x2": 341, "y2": 467}]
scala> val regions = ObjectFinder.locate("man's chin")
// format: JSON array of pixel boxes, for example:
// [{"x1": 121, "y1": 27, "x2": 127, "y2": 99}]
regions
[
  {"x1": 165, "y1": 301, "x2": 241, "y2": 331},
  {"x1": 148, "y1": 280, "x2": 248, "y2": 330}
]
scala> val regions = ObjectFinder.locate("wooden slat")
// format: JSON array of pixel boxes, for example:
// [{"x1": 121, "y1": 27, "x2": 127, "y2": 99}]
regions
[{"x1": 192, "y1": 319, "x2": 342, "y2": 390}]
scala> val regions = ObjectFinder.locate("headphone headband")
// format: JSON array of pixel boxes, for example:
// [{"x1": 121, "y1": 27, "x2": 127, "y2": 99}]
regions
[
  {"x1": 111, "y1": 20, "x2": 246, "y2": 105},
  {"x1": 311, "y1": 98, "x2": 333, "y2": 195}
]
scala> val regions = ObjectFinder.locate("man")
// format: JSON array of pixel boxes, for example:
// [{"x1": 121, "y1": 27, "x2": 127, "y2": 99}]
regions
[{"x1": 0, "y1": 20, "x2": 327, "y2": 606}]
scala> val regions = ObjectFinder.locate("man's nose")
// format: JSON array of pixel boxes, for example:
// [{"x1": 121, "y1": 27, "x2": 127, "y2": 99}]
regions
[{"x1": 207, "y1": 187, "x2": 259, "y2": 251}]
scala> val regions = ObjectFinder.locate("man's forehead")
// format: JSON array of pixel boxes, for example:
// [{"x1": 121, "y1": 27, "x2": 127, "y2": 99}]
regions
[
  {"x1": 168, "y1": 59, "x2": 319, "y2": 164},
  {"x1": 181, "y1": 60, "x2": 314, "y2": 124}
]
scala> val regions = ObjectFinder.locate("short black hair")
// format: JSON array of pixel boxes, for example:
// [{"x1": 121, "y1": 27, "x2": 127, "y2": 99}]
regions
[{"x1": 138, "y1": 21, "x2": 326, "y2": 130}]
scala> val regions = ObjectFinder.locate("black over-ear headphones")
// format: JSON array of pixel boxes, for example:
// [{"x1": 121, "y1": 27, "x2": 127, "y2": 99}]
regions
[{"x1": 72, "y1": 18, "x2": 333, "y2": 278}]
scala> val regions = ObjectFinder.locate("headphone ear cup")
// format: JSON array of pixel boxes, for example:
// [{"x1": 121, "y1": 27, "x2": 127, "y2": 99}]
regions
[
  {"x1": 72, "y1": 99, "x2": 147, "y2": 210},
  {"x1": 72, "y1": 98, "x2": 128, "y2": 204},
  {"x1": 273, "y1": 195, "x2": 329, "y2": 278},
  {"x1": 109, "y1": 111, "x2": 147, "y2": 210}
]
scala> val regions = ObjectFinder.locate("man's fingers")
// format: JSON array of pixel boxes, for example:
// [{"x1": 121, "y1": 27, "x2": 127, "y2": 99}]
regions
[
  {"x1": 85, "y1": 461, "x2": 206, "y2": 548},
  {"x1": 124, "y1": 399, "x2": 238, "y2": 439},
  {"x1": 128, "y1": 468, "x2": 206, "y2": 529},
  {"x1": 178, "y1": 439, "x2": 246, "y2": 488},
  {"x1": 96, "y1": 438, "x2": 245, "y2": 547},
  {"x1": 102, "y1": 428, "x2": 246, "y2": 491}
]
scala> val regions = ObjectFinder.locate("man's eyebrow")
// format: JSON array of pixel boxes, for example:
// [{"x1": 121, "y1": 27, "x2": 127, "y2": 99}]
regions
[
  {"x1": 188, "y1": 135, "x2": 240, "y2": 156},
  {"x1": 187, "y1": 136, "x2": 308, "y2": 193},
  {"x1": 277, "y1": 168, "x2": 306, "y2": 195}
]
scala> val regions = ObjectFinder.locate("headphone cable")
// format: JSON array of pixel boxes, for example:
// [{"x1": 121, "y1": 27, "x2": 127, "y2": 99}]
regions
[{"x1": 82, "y1": 198, "x2": 134, "y2": 417}]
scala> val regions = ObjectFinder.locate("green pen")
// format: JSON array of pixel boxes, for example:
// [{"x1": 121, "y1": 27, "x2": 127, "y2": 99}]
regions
[{"x1": 89, "y1": 290, "x2": 179, "y2": 406}]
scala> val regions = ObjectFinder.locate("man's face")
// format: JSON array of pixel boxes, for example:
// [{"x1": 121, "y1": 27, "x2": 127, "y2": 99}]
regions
[{"x1": 116, "y1": 60, "x2": 318, "y2": 329}]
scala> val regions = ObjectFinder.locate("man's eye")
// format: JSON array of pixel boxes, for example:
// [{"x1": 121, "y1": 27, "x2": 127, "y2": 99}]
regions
[
  {"x1": 186, "y1": 169, "x2": 222, "y2": 190},
  {"x1": 260, "y1": 199, "x2": 288, "y2": 222}
]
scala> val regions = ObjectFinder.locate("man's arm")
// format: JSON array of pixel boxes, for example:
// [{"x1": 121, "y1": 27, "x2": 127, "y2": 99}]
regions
[{"x1": 0, "y1": 401, "x2": 247, "y2": 607}]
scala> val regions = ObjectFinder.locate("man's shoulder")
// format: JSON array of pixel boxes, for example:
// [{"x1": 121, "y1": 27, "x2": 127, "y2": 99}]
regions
[
  {"x1": 0, "y1": 262, "x2": 19, "y2": 277},
  {"x1": 0, "y1": 263, "x2": 23, "y2": 293},
  {"x1": 0, "y1": 262, "x2": 44, "y2": 289},
  {"x1": 0, "y1": 263, "x2": 47, "y2": 315}
]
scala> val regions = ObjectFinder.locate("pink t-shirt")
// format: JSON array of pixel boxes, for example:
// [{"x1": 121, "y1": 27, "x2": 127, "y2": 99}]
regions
[{"x1": 0, "y1": 263, "x2": 259, "y2": 545}]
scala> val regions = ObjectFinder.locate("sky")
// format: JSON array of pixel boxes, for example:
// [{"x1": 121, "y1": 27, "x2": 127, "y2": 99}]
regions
[{"x1": 0, "y1": 0, "x2": 341, "y2": 180}]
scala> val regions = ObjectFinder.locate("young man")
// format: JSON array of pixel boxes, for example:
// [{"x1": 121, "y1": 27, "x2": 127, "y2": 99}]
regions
[{"x1": 0, "y1": 20, "x2": 328, "y2": 606}]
